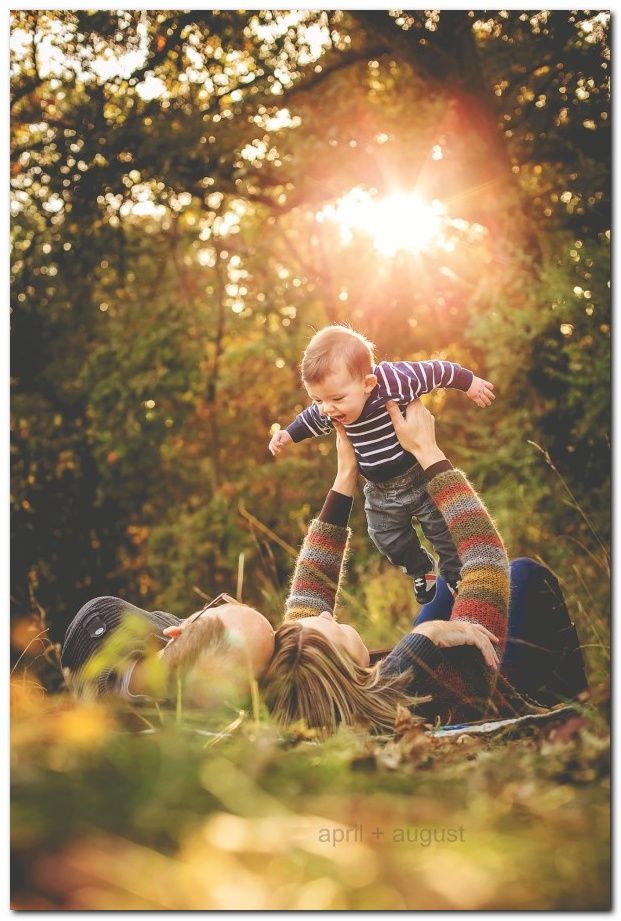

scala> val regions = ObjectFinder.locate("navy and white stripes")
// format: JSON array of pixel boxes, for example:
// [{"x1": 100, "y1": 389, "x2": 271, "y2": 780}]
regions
[
  {"x1": 376, "y1": 360, "x2": 464, "y2": 402},
  {"x1": 287, "y1": 360, "x2": 473, "y2": 484}
]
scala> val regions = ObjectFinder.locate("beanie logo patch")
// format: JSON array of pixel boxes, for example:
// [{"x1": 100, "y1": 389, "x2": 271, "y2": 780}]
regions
[{"x1": 86, "y1": 615, "x2": 107, "y2": 639}]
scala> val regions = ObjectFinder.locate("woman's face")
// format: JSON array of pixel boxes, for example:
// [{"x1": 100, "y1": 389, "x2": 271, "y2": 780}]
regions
[{"x1": 295, "y1": 611, "x2": 370, "y2": 667}]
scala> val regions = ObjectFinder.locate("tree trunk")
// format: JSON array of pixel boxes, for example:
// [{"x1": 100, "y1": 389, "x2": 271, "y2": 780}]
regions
[{"x1": 207, "y1": 251, "x2": 226, "y2": 491}]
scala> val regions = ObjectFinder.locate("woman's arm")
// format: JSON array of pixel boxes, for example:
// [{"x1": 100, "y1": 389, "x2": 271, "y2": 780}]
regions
[
  {"x1": 424, "y1": 467, "x2": 509, "y2": 643},
  {"x1": 382, "y1": 401, "x2": 510, "y2": 720},
  {"x1": 385, "y1": 400, "x2": 509, "y2": 642},
  {"x1": 284, "y1": 424, "x2": 357, "y2": 622}
]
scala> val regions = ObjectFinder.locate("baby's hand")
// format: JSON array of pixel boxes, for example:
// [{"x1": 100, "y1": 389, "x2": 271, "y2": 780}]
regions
[
  {"x1": 269, "y1": 429, "x2": 293, "y2": 456},
  {"x1": 467, "y1": 376, "x2": 495, "y2": 407}
]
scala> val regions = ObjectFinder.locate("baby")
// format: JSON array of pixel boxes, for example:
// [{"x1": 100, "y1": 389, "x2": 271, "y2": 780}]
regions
[{"x1": 269, "y1": 325, "x2": 495, "y2": 604}]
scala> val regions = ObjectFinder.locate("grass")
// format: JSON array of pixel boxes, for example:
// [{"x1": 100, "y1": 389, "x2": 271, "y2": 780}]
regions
[
  {"x1": 11, "y1": 673, "x2": 610, "y2": 910},
  {"x1": 10, "y1": 476, "x2": 611, "y2": 910}
]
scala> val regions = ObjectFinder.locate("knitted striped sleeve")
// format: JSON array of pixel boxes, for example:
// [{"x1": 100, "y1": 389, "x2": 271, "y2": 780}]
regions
[
  {"x1": 426, "y1": 468, "x2": 509, "y2": 719},
  {"x1": 381, "y1": 467, "x2": 509, "y2": 722},
  {"x1": 284, "y1": 518, "x2": 350, "y2": 621},
  {"x1": 426, "y1": 468, "x2": 510, "y2": 643}
]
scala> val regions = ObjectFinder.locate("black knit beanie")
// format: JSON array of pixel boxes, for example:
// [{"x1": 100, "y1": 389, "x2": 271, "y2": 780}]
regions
[{"x1": 61, "y1": 596, "x2": 181, "y2": 694}]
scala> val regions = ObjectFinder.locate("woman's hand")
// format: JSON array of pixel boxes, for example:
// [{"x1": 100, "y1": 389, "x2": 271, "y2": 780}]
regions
[
  {"x1": 385, "y1": 400, "x2": 446, "y2": 470},
  {"x1": 332, "y1": 421, "x2": 358, "y2": 496},
  {"x1": 412, "y1": 619, "x2": 500, "y2": 670}
]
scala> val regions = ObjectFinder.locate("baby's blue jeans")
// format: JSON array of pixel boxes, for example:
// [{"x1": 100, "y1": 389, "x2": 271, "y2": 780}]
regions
[{"x1": 363, "y1": 464, "x2": 462, "y2": 585}]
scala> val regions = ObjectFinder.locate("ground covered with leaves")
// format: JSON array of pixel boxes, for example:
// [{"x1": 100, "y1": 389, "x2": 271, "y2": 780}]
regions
[{"x1": 11, "y1": 682, "x2": 610, "y2": 910}]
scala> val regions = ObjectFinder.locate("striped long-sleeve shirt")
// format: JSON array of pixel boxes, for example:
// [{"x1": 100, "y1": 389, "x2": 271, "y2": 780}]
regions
[{"x1": 286, "y1": 360, "x2": 474, "y2": 483}]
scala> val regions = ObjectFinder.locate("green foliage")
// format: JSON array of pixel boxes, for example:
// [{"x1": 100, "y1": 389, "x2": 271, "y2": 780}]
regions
[{"x1": 11, "y1": 12, "x2": 609, "y2": 669}]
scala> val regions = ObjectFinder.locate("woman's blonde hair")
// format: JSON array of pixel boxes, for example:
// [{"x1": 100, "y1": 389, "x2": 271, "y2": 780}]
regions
[{"x1": 260, "y1": 622, "x2": 417, "y2": 735}]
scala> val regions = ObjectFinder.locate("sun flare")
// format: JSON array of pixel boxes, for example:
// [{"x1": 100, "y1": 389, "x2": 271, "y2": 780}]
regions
[{"x1": 317, "y1": 188, "x2": 447, "y2": 256}]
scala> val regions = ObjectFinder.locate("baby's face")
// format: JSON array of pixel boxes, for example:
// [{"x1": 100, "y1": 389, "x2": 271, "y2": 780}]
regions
[{"x1": 304, "y1": 362, "x2": 377, "y2": 426}]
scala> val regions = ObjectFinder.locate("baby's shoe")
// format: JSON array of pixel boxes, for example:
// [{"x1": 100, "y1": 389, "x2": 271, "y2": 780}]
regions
[
  {"x1": 413, "y1": 569, "x2": 437, "y2": 605},
  {"x1": 446, "y1": 577, "x2": 461, "y2": 599}
]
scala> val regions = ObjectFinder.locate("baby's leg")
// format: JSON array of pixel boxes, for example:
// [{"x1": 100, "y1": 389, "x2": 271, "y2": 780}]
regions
[
  {"x1": 411, "y1": 488, "x2": 462, "y2": 590},
  {"x1": 364, "y1": 479, "x2": 438, "y2": 603},
  {"x1": 412, "y1": 577, "x2": 455, "y2": 624},
  {"x1": 363, "y1": 481, "x2": 432, "y2": 578}
]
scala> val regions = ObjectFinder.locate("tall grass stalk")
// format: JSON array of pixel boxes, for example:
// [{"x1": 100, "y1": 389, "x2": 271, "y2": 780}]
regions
[
  {"x1": 249, "y1": 676, "x2": 261, "y2": 723},
  {"x1": 176, "y1": 669, "x2": 183, "y2": 723},
  {"x1": 237, "y1": 552, "x2": 245, "y2": 602},
  {"x1": 528, "y1": 440, "x2": 610, "y2": 574},
  {"x1": 238, "y1": 501, "x2": 360, "y2": 608}
]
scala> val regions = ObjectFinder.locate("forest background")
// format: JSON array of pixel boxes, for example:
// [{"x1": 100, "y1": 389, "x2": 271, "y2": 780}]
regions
[
  {"x1": 10, "y1": 9, "x2": 610, "y2": 910},
  {"x1": 11, "y1": 9, "x2": 610, "y2": 657}
]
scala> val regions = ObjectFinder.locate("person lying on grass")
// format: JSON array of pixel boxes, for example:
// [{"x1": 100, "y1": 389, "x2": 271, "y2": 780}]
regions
[
  {"x1": 261, "y1": 399, "x2": 588, "y2": 733},
  {"x1": 62, "y1": 402, "x2": 587, "y2": 730},
  {"x1": 61, "y1": 591, "x2": 276, "y2": 709}
]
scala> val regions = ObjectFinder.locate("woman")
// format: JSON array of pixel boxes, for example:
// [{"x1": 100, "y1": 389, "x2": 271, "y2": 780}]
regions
[
  {"x1": 61, "y1": 414, "x2": 428, "y2": 708},
  {"x1": 261, "y1": 400, "x2": 588, "y2": 732}
]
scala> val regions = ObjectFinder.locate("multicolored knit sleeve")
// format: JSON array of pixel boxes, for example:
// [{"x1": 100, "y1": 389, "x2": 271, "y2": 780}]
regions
[
  {"x1": 381, "y1": 467, "x2": 510, "y2": 722},
  {"x1": 426, "y1": 468, "x2": 510, "y2": 643},
  {"x1": 284, "y1": 519, "x2": 350, "y2": 621},
  {"x1": 424, "y1": 467, "x2": 510, "y2": 720}
]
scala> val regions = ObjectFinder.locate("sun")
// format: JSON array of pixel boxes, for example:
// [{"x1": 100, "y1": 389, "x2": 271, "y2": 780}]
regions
[{"x1": 317, "y1": 187, "x2": 446, "y2": 256}]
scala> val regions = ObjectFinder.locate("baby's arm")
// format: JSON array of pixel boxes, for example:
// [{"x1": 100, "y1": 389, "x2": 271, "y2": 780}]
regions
[
  {"x1": 269, "y1": 429, "x2": 293, "y2": 456},
  {"x1": 269, "y1": 403, "x2": 334, "y2": 456},
  {"x1": 465, "y1": 375, "x2": 495, "y2": 407},
  {"x1": 377, "y1": 360, "x2": 494, "y2": 407}
]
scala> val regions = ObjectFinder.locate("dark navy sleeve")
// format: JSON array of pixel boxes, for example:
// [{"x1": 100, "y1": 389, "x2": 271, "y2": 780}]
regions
[
  {"x1": 380, "y1": 632, "x2": 443, "y2": 681},
  {"x1": 424, "y1": 459, "x2": 453, "y2": 480},
  {"x1": 286, "y1": 404, "x2": 334, "y2": 443},
  {"x1": 318, "y1": 490, "x2": 354, "y2": 527}
]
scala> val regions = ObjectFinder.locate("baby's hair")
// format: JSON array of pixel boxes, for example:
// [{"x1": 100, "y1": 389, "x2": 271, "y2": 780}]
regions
[{"x1": 301, "y1": 325, "x2": 375, "y2": 384}]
